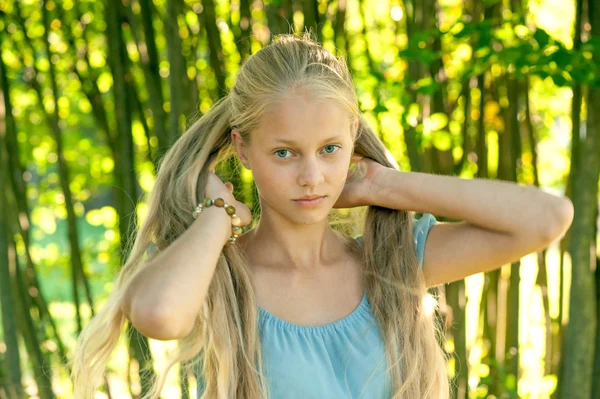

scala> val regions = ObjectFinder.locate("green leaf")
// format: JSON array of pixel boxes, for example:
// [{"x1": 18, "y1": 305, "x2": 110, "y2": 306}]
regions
[
  {"x1": 534, "y1": 28, "x2": 551, "y2": 48},
  {"x1": 432, "y1": 130, "x2": 452, "y2": 151},
  {"x1": 427, "y1": 113, "x2": 449, "y2": 131}
]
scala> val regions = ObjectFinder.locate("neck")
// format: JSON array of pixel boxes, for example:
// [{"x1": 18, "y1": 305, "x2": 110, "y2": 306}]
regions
[{"x1": 244, "y1": 204, "x2": 343, "y2": 274}]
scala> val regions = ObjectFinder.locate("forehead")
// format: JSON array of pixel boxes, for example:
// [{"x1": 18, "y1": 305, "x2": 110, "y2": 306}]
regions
[{"x1": 254, "y1": 96, "x2": 352, "y2": 144}]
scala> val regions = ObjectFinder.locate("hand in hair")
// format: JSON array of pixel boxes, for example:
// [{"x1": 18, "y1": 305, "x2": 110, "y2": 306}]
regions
[
  {"x1": 204, "y1": 171, "x2": 252, "y2": 228},
  {"x1": 333, "y1": 155, "x2": 387, "y2": 209}
]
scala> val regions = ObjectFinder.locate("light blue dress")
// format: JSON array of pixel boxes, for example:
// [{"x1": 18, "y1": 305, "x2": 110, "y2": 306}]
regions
[{"x1": 196, "y1": 214, "x2": 437, "y2": 399}]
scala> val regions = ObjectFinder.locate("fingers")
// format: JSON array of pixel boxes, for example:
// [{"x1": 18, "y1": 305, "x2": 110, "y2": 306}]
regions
[
  {"x1": 223, "y1": 182, "x2": 252, "y2": 227},
  {"x1": 233, "y1": 201, "x2": 252, "y2": 227}
]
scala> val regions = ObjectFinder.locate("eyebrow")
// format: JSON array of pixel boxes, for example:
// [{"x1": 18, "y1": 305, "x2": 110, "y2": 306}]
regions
[{"x1": 271, "y1": 135, "x2": 346, "y2": 145}]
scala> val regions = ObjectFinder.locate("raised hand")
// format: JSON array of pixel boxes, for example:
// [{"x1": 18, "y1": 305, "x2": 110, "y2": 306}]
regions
[{"x1": 203, "y1": 171, "x2": 253, "y2": 228}]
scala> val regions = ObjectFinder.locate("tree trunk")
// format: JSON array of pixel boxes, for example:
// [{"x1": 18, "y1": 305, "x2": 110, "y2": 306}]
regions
[
  {"x1": 228, "y1": 0, "x2": 253, "y2": 62},
  {"x1": 0, "y1": 101, "x2": 24, "y2": 398},
  {"x1": 523, "y1": 77, "x2": 553, "y2": 377},
  {"x1": 333, "y1": 0, "x2": 349, "y2": 57},
  {"x1": 503, "y1": 74, "x2": 521, "y2": 392},
  {"x1": 558, "y1": 50, "x2": 600, "y2": 399},
  {"x1": 554, "y1": 0, "x2": 585, "y2": 396},
  {"x1": 199, "y1": 0, "x2": 229, "y2": 99},
  {"x1": 402, "y1": 0, "x2": 429, "y2": 172},
  {"x1": 445, "y1": 281, "x2": 468, "y2": 399},
  {"x1": 301, "y1": 0, "x2": 321, "y2": 41},
  {"x1": 166, "y1": 0, "x2": 195, "y2": 142},
  {"x1": 41, "y1": 0, "x2": 97, "y2": 335},
  {"x1": 106, "y1": 0, "x2": 156, "y2": 395},
  {"x1": 593, "y1": 250, "x2": 600, "y2": 399},
  {"x1": 56, "y1": 2, "x2": 115, "y2": 153},
  {"x1": 0, "y1": 23, "x2": 75, "y2": 380},
  {"x1": 136, "y1": 0, "x2": 170, "y2": 163},
  {"x1": 12, "y1": 242, "x2": 56, "y2": 399}
]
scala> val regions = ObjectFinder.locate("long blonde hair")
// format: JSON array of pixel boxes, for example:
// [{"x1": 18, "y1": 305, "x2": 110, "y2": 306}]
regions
[{"x1": 70, "y1": 31, "x2": 450, "y2": 399}]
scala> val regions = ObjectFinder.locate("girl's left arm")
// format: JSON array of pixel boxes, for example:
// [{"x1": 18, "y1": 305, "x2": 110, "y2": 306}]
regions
[{"x1": 367, "y1": 168, "x2": 574, "y2": 287}]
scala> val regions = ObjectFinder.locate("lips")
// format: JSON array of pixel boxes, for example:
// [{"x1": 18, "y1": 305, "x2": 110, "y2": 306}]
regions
[
  {"x1": 292, "y1": 195, "x2": 326, "y2": 208},
  {"x1": 295, "y1": 195, "x2": 325, "y2": 200}
]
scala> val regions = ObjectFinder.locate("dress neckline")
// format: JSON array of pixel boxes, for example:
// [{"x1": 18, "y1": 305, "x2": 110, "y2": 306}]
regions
[{"x1": 257, "y1": 290, "x2": 370, "y2": 334}]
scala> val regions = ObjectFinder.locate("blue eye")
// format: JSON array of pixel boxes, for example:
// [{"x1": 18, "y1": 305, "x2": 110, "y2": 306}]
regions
[
  {"x1": 322, "y1": 145, "x2": 340, "y2": 154},
  {"x1": 274, "y1": 149, "x2": 292, "y2": 158}
]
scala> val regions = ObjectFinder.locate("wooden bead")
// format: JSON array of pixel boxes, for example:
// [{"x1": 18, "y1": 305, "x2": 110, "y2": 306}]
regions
[
  {"x1": 225, "y1": 205, "x2": 236, "y2": 215},
  {"x1": 203, "y1": 198, "x2": 213, "y2": 207},
  {"x1": 214, "y1": 198, "x2": 225, "y2": 207},
  {"x1": 231, "y1": 216, "x2": 241, "y2": 226}
]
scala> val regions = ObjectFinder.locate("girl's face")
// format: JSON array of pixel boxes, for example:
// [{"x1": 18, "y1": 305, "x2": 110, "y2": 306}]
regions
[{"x1": 232, "y1": 95, "x2": 356, "y2": 225}]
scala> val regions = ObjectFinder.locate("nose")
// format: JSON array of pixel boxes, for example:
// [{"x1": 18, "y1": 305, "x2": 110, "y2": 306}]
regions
[{"x1": 297, "y1": 156, "x2": 325, "y2": 187}]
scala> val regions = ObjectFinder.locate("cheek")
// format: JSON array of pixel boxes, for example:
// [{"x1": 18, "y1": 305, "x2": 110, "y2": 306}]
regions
[{"x1": 250, "y1": 160, "x2": 289, "y2": 194}]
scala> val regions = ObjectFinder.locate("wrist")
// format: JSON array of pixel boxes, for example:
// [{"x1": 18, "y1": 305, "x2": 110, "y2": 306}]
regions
[
  {"x1": 369, "y1": 168, "x2": 410, "y2": 210},
  {"x1": 195, "y1": 205, "x2": 232, "y2": 243},
  {"x1": 192, "y1": 197, "x2": 244, "y2": 245},
  {"x1": 367, "y1": 167, "x2": 393, "y2": 206}
]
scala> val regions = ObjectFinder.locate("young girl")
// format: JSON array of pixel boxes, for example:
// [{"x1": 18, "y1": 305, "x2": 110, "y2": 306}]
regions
[{"x1": 71, "y1": 32, "x2": 574, "y2": 399}]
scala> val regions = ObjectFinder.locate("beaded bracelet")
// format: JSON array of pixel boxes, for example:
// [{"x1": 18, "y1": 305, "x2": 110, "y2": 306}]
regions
[{"x1": 192, "y1": 197, "x2": 243, "y2": 244}]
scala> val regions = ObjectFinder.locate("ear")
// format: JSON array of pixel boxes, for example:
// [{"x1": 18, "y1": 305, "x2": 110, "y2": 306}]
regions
[
  {"x1": 349, "y1": 154, "x2": 363, "y2": 173},
  {"x1": 231, "y1": 129, "x2": 251, "y2": 170}
]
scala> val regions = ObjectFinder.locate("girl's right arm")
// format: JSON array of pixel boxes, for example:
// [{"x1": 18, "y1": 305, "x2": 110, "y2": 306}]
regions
[{"x1": 120, "y1": 206, "x2": 232, "y2": 341}]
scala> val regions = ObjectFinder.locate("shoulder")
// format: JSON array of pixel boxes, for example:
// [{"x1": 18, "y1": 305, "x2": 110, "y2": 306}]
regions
[{"x1": 355, "y1": 213, "x2": 437, "y2": 245}]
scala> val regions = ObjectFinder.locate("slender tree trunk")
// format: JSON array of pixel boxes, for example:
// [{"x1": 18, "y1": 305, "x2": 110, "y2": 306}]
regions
[
  {"x1": 445, "y1": 281, "x2": 468, "y2": 399},
  {"x1": 199, "y1": 0, "x2": 228, "y2": 99},
  {"x1": 0, "y1": 26, "x2": 74, "y2": 380},
  {"x1": 554, "y1": 0, "x2": 585, "y2": 396},
  {"x1": 481, "y1": 268, "x2": 501, "y2": 395},
  {"x1": 266, "y1": 0, "x2": 294, "y2": 37},
  {"x1": 429, "y1": 2, "x2": 453, "y2": 174},
  {"x1": 228, "y1": 0, "x2": 253, "y2": 62},
  {"x1": 301, "y1": 0, "x2": 321, "y2": 41},
  {"x1": 423, "y1": 0, "x2": 467, "y2": 395},
  {"x1": 166, "y1": 0, "x2": 195, "y2": 142},
  {"x1": 592, "y1": 219, "x2": 600, "y2": 399},
  {"x1": 12, "y1": 244, "x2": 55, "y2": 399},
  {"x1": 106, "y1": 0, "x2": 156, "y2": 395},
  {"x1": 402, "y1": 0, "x2": 427, "y2": 172},
  {"x1": 136, "y1": 0, "x2": 170, "y2": 163},
  {"x1": 523, "y1": 77, "x2": 553, "y2": 376},
  {"x1": 455, "y1": 78, "x2": 472, "y2": 176},
  {"x1": 485, "y1": 77, "x2": 511, "y2": 397},
  {"x1": 129, "y1": 81, "x2": 157, "y2": 170},
  {"x1": 356, "y1": 0, "x2": 386, "y2": 144},
  {"x1": 559, "y1": 43, "x2": 600, "y2": 399},
  {"x1": 56, "y1": 2, "x2": 115, "y2": 153},
  {"x1": 475, "y1": 73, "x2": 488, "y2": 178},
  {"x1": 503, "y1": 74, "x2": 521, "y2": 391},
  {"x1": 40, "y1": 0, "x2": 97, "y2": 332},
  {"x1": 0, "y1": 101, "x2": 24, "y2": 398},
  {"x1": 333, "y1": 0, "x2": 349, "y2": 57}
]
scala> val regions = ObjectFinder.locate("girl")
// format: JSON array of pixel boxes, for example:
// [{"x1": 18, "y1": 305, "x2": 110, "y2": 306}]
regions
[{"x1": 71, "y1": 32, "x2": 574, "y2": 399}]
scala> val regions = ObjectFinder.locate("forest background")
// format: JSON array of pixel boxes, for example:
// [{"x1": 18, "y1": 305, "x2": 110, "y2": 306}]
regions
[{"x1": 0, "y1": 0, "x2": 599, "y2": 397}]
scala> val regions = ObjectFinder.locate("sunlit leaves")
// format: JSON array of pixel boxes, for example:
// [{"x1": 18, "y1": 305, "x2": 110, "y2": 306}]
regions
[
  {"x1": 85, "y1": 206, "x2": 118, "y2": 229},
  {"x1": 97, "y1": 71, "x2": 113, "y2": 93},
  {"x1": 31, "y1": 207, "x2": 57, "y2": 234},
  {"x1": 425, "y1": 112, "x2": 449, "y2": 133}
]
